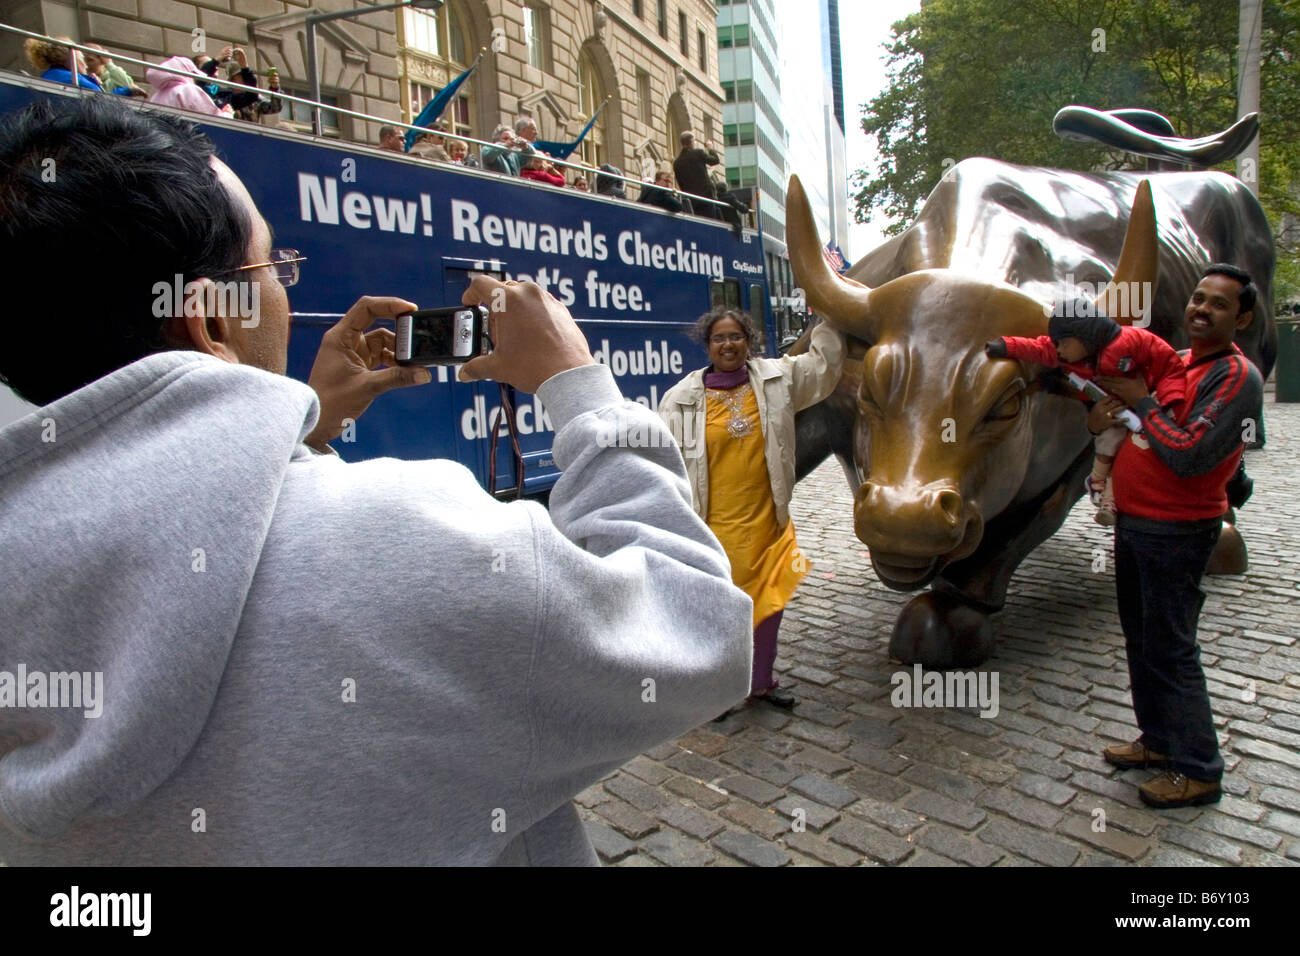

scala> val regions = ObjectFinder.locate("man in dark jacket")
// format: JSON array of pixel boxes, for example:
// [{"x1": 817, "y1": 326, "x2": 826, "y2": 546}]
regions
[
  {"x1": 1091, "y1": 263, "x2": 1264, "y2": 810},
  {"x1": 637, "y1": 170, "x2": 692, "y2": 214},
  {"x1": 672, "y1": 132, "x2": 720, "y2": 219},
  {"x1": 199, "y1": 47, "x2": 263, "y2": 113}
]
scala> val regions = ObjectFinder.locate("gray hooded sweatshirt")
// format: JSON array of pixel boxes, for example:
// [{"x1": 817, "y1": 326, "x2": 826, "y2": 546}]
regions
[{"x1": 0, "y1": 353, "x2": 752, "y2": 865}]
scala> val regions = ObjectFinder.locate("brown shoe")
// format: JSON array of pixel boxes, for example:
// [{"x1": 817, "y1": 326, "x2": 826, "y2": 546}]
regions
[
  {"x1": 1139, "y1": 771, "x2": 1222, "y2": 809},
  {"x1": 1102, "y1": 740, "x2": 1170, "y2": 770}
]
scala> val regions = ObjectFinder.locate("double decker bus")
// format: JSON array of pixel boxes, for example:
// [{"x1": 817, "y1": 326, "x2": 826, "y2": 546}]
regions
[{"x1": 0, "y1": 44, "x2": 780, "y2": 497}]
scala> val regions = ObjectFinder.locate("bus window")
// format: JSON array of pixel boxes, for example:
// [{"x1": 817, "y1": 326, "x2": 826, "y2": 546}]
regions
[
  {"x1": 442, "y1": 256, "x2": 507, "y2": 302},
  {"x1": 710, "y1": 278, "x2": 740, "y2": 310}
]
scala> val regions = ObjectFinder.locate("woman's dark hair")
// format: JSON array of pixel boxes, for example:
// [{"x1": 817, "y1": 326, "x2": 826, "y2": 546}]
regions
[
  {"x1": 0, "y1": 96, "x2": 251, "y2": 405},
  {"x1": 689, "y1": 306, "x2": 758, "y2": 349}
]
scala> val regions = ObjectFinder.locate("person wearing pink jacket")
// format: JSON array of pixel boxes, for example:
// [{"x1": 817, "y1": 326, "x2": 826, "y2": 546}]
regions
[{"x1": 146, "y1": 55, "x2": 232, "y2": 117}]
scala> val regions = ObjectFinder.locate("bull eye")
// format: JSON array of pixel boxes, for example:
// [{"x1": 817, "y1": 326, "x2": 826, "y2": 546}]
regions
[{"x1": 984, "y1": 386, "x2": 1023, "y2": 423}]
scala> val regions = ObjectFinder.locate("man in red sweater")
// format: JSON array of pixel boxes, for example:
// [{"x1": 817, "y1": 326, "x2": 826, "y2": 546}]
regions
[
  {"x1": 1090, "y1": 263, "x2": 1264, "y2": 809},
  {"x1": 986, "y1": 298, "x2": 1187, "y2": 523}
]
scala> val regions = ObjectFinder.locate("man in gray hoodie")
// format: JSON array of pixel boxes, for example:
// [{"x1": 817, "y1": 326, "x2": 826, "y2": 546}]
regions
[{"x1": 0, "y1": 97, "x2": 752, "y2": 865}]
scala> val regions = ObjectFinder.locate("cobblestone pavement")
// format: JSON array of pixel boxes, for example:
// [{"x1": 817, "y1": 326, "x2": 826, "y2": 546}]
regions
[{"x1": 578, "y1": 397, "x2": 1300, "y2": 867}]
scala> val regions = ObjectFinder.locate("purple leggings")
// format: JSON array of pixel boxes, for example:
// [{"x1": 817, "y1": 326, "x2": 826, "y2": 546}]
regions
[{"x1": 751, "y1": 610, "x2": 784, "y2": 694}]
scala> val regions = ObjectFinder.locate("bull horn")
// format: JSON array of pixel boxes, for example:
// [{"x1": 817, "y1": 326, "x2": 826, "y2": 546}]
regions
[
  {"x1": 787, "y1": 174, "x2": 876, "y2": 340},
  {"x1": 1095, "y1": 179, "x2": 1159, "y2": 326}
]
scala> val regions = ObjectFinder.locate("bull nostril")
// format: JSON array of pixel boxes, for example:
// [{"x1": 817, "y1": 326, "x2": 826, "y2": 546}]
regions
[{"x1": 935, "y1": 489, "x2": 963, "y2": 526}]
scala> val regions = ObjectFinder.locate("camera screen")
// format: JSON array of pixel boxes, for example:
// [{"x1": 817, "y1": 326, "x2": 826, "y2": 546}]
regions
[{"x1": 410, "y1": 309, "x2": 477, "y2": 361}]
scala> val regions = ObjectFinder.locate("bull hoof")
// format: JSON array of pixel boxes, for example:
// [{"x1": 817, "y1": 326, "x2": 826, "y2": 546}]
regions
[
  {"x1": 1207, "y1": 522, "x2": 1248, "y2": 575},
  {"x1": 890, "y1": 591, "x2": 996, "y2": 668}
]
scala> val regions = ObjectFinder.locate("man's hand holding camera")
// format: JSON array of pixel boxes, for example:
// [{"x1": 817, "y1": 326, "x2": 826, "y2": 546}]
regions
[
  {"x1": 304, "y1": 296, "x2": 431, "y2": 452},
  {"x1": 304, "y1": 280, "x2": 594, "y2": 450},
  {"x1": 456, "y1": 276, "x2": 595, "y2": 394}
]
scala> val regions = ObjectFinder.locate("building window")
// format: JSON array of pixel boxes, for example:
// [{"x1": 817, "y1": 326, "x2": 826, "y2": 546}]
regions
[
  {"x1": 656, "y1": 0, "x2": 667, "y2": 39},
  {"x1": 404, "y1": 8, "x2": 441, "y2": 56},
  {"x1": 449, "y1": 5, "x2": 467, "y2": 63},
  {"x1": 399, "y1": 2, "x2": 475, "y2": 131},
  {"x1": 410, "y1": 81, "x2": 436, "y2": 116},
  {"x1": 718, "y1": 23, "x2": 749, "y2": 49},
  {"x1": 636, "y1": 69, "x2": 652, "y2": 125},
  {"x1": 721, "y1": 79, "x2": 753, "y2": 102},
  {"x1": 282, "y1": 88, "x2": 341, "y2": 135},
  {"x1": 697, "y1": 28, "x2": 706, "y2": 71},
  {"x1": 724, "y1": 122, "x2": 755, "y2": 146},
  {"x1": 410, "y1": 81, "x2": 472, "y2": 137},
  {"x1": 726, "y1": 164, "x2": 757, "y2": 188},
  {"x1": 633, "y1": 0, "x2": 643, "y2": 17},
  {"x1": 523, "y1": 2, "x2": 552, "y2": 73},
  {"x1": 577, "y1": 52, "x2": 606, "y2": 170},
  {"x1": 678, "y1": 11, "x2": 688, "y2": 55}
]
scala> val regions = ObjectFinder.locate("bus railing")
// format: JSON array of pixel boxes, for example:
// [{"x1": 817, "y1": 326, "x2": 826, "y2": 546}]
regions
[{"x1": 0, "y1": 21, "x2": 741, "y2": 215}]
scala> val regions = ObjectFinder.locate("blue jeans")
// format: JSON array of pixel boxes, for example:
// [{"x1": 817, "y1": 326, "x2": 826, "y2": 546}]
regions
[{"x1": 1114, "y1": 517, "x2": 1224, "y2": 782}]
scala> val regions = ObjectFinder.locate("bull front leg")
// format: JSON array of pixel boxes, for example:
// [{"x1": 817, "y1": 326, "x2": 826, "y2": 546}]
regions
[
  {"x1": 795, "y1": 390, "x2": 858, "y2": 487},
  {"x1": 889, "y1": 443, "x2": 1095, "y2": 668}
]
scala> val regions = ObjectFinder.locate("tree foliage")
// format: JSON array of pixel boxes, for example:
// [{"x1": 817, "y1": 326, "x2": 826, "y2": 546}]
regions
[{"x1": 853, "y1": 0, "x2": 1300, "y2": 299}]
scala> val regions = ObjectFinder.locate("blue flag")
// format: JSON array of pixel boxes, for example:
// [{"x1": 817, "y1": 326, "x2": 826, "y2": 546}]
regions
[
  {"x1": 405, "y1": 56, "x2": 480, "y2": 152},
  {"x1": 533, "y1": 102, "x2": 607, "y2": 160}
]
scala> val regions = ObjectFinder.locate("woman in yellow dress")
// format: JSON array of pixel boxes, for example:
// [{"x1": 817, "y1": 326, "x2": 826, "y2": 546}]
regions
[{"x1": 660, "y1": 307, "x2": 844, "y2": 708}]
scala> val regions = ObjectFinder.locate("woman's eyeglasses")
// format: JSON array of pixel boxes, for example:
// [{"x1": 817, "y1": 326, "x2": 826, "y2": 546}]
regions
[{"x1": 710, "y1": 332, "x2": 747, "y2": 345}]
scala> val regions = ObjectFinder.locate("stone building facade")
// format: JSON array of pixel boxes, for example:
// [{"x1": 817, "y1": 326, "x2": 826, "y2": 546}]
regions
[{"x1": 0, "y1": 0, "x2": 724, "y2": 179}]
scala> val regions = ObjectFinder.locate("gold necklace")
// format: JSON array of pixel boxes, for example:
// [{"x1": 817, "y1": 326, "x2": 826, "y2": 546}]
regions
[{"x1": 706, "y1": 383, "x2": 755, "y2": 438}]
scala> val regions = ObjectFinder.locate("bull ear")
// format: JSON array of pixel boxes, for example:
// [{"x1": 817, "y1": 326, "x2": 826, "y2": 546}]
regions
[
  {"x1": 1095, "y1": 179, "x2": 1158, "y2": 326},
  {"x1": 787, "y1": 174, "x2": 876, "y2": 341}
]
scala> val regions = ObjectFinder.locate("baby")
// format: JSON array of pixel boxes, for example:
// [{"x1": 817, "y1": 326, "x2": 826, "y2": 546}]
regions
[{"x1": 985, "y1": 297, "x2": 1186, "y2": 524}]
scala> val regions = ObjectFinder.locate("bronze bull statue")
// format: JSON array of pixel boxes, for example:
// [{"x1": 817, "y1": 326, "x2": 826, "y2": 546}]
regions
[{"x1": 789, "y1": 131, "x2": 1275, "y2": 669}]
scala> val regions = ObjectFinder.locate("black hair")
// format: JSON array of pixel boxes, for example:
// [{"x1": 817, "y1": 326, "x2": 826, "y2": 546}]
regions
[
  {"x1": 595, "y1": 163, "x2": 626, "y2": 198},
  {"x1": 1047, "y1": 296, "x2": 1120, "y2": 351},
  {"x1": 689, "y1": 306, "x2": 758, "y2": 350},
  {"x1": 1201, "y1": 263, "x2": 1257, "y2": 315},
  {"x1": 0, "y1": 96, "x2": 250, "y2": 405}
]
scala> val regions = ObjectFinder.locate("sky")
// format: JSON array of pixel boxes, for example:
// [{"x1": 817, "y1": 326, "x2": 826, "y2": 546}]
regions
[{"x1": 836, "y1": 0, "x2": 921, "y2": 261}]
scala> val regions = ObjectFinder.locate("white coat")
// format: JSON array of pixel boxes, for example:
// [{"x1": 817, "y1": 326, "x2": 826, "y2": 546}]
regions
[{"x1": 659, "y1": 320, "x2": 846, "y2": 528}]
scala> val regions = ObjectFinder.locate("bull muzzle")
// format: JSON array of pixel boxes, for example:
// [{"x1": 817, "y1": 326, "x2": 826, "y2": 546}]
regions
[{"x1": 855, "y1": 479, "x2": 985, "y2": 589}]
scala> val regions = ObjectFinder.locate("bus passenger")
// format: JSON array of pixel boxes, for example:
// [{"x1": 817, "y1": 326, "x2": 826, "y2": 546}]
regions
[
  {"x1": 480, "y1": 123, "x2": 533, "y2": 176},
  {"x1": 520, "y1": 154, "x2": 565, "y2": 186},
  {"x1": 24, "y1": 36, "x2": 102, "y2": 91}
]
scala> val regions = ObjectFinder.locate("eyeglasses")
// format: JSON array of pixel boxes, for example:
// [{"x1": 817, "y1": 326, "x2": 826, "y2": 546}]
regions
[
  {"x1": 710, "y1": 332, "x2": 747, "y2": 345},
  {"x1": 233, "y1": 249, "x2": 306, "y2": 287}
]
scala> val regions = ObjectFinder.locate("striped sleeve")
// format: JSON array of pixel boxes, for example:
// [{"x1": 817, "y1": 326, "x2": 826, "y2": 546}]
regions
[{"x1": 1136, "y1": 355, "x2": 1263, "y2": 478}]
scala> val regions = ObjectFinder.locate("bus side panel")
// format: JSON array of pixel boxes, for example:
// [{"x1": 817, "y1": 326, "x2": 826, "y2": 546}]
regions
[{"x1": 0, "y1": 79, "x2": 770, "y2": 491}]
